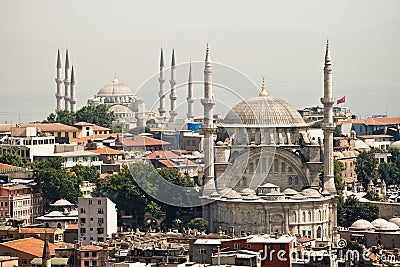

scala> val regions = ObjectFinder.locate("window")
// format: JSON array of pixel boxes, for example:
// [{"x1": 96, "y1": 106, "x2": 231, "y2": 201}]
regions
[
  {"x1": 274, "y1": 159, "x2": 279, "y2": 173},
  {"x1": 98, "y1": 218, "x2": 104, "y2": 224},
  {"x1": 280, "y1": 244, "x2": 285, "y2": 250},
  {"x1": 234, "y1": 243, "x2": 240, "y2": 249},
  {"x1": 22, "y1": 259, "x2": 28, "y2": 265},
  {"x1": 90, "y1": 228, "x2": 93, "y2": 231},
  {"x1": 92, "y1": 252, "x2": 97, "y2": 257},
  {"x1": 97, "y1": 228, "x2": 104, "y2": 234},
  {"x1": 281, "y1": 162, "x2": 286, "y2": 173},
  {"x1": 80, "y1": 228, "x2": 86, "y2": 234},
  {"x1": 246, "y1": 244, "x2": 251, "y2": 249},
  {"x1": 80, "y1": 208, "x2": 86, "y2": 214},
  {"x1": 198, "y1": 249, "x2": 207, "y2": 254},
  {"x1": 92, "y1": 260, "x2": 97, "y2": 266},
  {"x1": 98, "y1": 208, "x2": 104, "y2": 214},
  {"x1": 80, "y1": 218, "x2": 86, "y2": 224},
  {"x1": 98, "y1": 200, "x2": 102, "y2": 205},
  {"x1": 98, "y1": 237, "x2": 104, "y2": 242},
  {"x1": 84, "y1": 260, "x2": 90, "y2": 266},
  {"x1": 89, "y1": 199, "x2": 93, "y2": 205}
]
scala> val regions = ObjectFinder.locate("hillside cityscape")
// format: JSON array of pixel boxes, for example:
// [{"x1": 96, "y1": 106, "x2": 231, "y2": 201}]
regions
[{"x1": 1, "y1": 1, "x2": 400, "y2": 267}]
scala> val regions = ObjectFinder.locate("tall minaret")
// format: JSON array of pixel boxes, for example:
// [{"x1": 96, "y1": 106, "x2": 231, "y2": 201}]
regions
[
  {"x1": 169, "y1": 49, "x2": 178, "y2": 122},
  {"x1": 70, "y1": 66, "x2": 77, "y2": 112},
  {"x1": 55, "y1": 49, "x2": 63, "y2": 112},
  {"x1": 187, "y1": 61, "x2": 195, "y2": 120},
  {"x1": 201, "y1": 44, "x2": 216, "y2": 195},
  {"x1": 321, "y1": 40, "x2": 336, "y2": 194},
  {"x1": 63, "y1": 50, "x2": 71, "y2": 111},
  {"x1": 158, "y1": 48, "x2": 167, "y2": 119},
  {"x1": 42, "y1": 234, "x2": 51, "y2": 267}
]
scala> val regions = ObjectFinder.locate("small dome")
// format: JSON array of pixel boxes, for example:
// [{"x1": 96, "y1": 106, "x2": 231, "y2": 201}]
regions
[
  {"x1": 109, "y1": 104, "x2": 133, "y2": 114},
  {"x1": 243, "y1": 193, "x2": 260, "y2": 201},
  {"x1": 301, "y1": 188, "x2": 321, "y2": 198},
  {"x1": 371, "y1": 218, "x2": 400, "y2": 231},
  {"x1": 224, "y1": 190, "x2": 243, "y2": 200},
  {"x1": 240, "y1": 188, "x2": 256, "y2": 196},
  {"x1": 223, "y1": 95, "x2": 307, "y2": 128},
  {"x1": 350, "y1": 219, "x2": 374, "y2": 231},
  {"x1": 290, "y1": 193, "x2": 307, "y2": 200},
  {"x1": 97, "y1": 76, "x2": 134, "y2": 97},
  {"x1": 45, "y1": 211, "x2": 64, "y2": 217},
  {"x1": 390, "y1": 141, "x2": 400, "y2": 150},
  {"x1": 51, "y1": 199, "x2": 74, "y2": 206},
  {"x1": 282, "y1": 188, "x2": 298, "y2": 195},
  {"x1": 259, "y1": 182, "x2": 279, "y2": 188},
  {"x1": 389, "y1": 218, "x2": 400, "y2": 227},
  {"x1": 216, "y1": 141, "x2": 224, "y2": 146}
]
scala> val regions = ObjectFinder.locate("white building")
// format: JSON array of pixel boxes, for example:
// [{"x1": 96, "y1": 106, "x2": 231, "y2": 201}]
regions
[{"x1": 78, "y1": 197, "x2": 117, "y2": 245}]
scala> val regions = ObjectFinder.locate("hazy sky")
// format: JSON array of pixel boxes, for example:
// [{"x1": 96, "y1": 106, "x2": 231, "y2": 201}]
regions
[{"x1": 1, "y1": 0, "x2": 399, "y2": 123}]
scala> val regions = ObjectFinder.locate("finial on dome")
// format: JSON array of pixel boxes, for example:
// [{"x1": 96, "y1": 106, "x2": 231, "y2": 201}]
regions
[
  {"x1": 259, "y1": 75, "x2": 268, "y2": 96},
  {"x1": 113, "y1": 72, "x2": 118, "y2": 83}
]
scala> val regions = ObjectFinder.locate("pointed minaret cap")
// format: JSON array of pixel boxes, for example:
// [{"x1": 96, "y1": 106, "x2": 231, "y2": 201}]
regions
[
  {"x1": 65, "y1": 49, "x2": 70, "y2": 69},
  {"x1": 325, "y1": 39, "x2": 331, "y2": 64},
  {"x1": 205, "y1": 43, "x2": 210, "y2": 62},
  {"x1": 113, "y1": 72, "x2": 118, "y2": 83},
  {"x1": 160, "y1": 48, "x2": 164, "y2": 68},
  {"x1": 171, "y1": 49, "x2": 175, "y2": 67},
  {"x1": 57, "y1": 49, "x2": 61, "y2": 68},
  {"x1": 71, "y1": 66, "x2": 75, "y2": 85},
  {"x1": 259, "y1": 75, "x2": 268, "y2": 97}
]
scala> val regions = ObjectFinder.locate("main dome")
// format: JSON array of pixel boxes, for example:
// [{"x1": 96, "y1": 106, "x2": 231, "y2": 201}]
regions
[
  {"x1": 223, "y1": 95, "x2": 307, "y2": 128},
  {"x1": 97, "y1": 76, "x2": 134, "y2": 97}
]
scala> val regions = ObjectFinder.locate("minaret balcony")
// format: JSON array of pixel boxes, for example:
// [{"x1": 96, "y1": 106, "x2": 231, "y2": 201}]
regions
[{"x1": 320, "y1": 97, "x2": 335, "y2": 106}]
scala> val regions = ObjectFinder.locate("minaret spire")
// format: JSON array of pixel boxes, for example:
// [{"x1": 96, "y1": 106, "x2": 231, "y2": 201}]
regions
[
  {"x1": 70, "y1": 66, "x2": 77, "y2": 112},
  {"x1": 158, "y1": 48, "x2": 167, "y2": 119},
  {"x1": 169, "y1": 49, "x2": 177, "y2": 122},
  {"x1": 55, "y1": 49, "x2": 63, "y2": 112},
  {"x1": 321, "y1": 39, "x2": 336, "y2": 194},
  {"x1": 201, "y1": 43, "x2": 216, "y2": 195},
  {"x1": 259, "y1": 75, "x2": 268, "y2": 96},
  {"x1": 187, "y1": 61, "x2": 195, "y2": 120},
  {"x1": 64, "y1": 49, "x2": 71, "y2": 111},
  {"x1": 42, "y1": 233, "x2": 51, "y2": 267}
]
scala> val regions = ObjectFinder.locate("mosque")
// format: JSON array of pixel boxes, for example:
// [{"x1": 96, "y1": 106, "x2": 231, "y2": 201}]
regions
[{"x1": 197, "y1": 41, "x2": 338, "y2": 243}]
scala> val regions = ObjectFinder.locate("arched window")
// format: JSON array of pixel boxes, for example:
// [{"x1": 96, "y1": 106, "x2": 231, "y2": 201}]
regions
[
  {"x1": 57, "y1": 223, "x2": 62, "y2": 229},
  {"x1": 292, "y1": 211, "x2": 297, "y2": 223},
  {"x1": 308, "y1": 211, "x2": 312, "y2": 222},
  {"x1": 289, "y1": 176, "x2": 293, "y2": 185},
  {"x1": 316, "y1": 226, "x2": 322, "y2": 239},
  {"x1": 294, "y1": 176, "x2": 299, "y2": 185},
  {"x1": 302, "y1": 211, "x2": 306, "y2": 222},
  {"x1": 318, "y1": 210, "x2": 322, "y2": 221}
]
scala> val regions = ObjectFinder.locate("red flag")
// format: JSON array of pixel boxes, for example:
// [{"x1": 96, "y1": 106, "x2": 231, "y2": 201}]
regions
[{"x1": 337, "y1": 96, "x2": 346, "y2": 104}]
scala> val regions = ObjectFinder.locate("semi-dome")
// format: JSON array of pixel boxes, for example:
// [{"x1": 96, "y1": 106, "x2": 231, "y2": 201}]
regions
[
  {"x1": 223, "y1": 94, "x2": 307, "y2": 128},
  {"x1": 282, "y1": 188, "x2": 298, "y2": 196},
  {"x1": 389, "y1": 217, "x2": 400, "y2": 227},
  {"x1": 371, "y1": 218, "x2": 400, "y2": 231},
  {"x1": 97, "y1": 76, "x2": 134, "y2": 97},
  {"x1": 350, "y1": 219, "x2": 374, "y2": 231},
  {"x1": 109, "y1": 104, "x2": 134, "y2": 114}
]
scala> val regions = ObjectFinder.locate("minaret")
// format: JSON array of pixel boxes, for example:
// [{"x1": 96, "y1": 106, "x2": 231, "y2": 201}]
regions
[
  {"x1": 187, "y1": 61, "x2": 195, "y2": 120},
  {"x1": 169, "y1": 49, "x2": 178, "y2": 122},
  {"x1": 64, "y1": 50, "x2": 71, "y2": 111},
  {"x1": 201, "y1": 44, "x2": 216, "y2": 195},
  {"x1": 42, "y1": 234, "x2": 51, "y2": 267},
  {"x1": 70, "y1": 66, "x2": 77, "y2": 112},
  {"x1": 321, "y1": 40, "x2": 336, "y2": 194},
  {"x1": 158, "y1": 48, "x2": 167, "y2": 119},
  {"x1": 55, "y1": 49, "x2": 63, "y2": 112}
]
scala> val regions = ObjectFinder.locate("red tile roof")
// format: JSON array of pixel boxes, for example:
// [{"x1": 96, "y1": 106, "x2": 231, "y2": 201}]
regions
[
  {"x1": 147, "y1": 150, "x2": 182, "y2": 160},
  {"x1": 0, "y1": 123, "x2": 79, "y2": 133},
  {"x1": 120, "y1": 135, "x2": 169, "y2": 147},
  {"x1": 80, "y1": 245, "x2": 103, "y2": 251},
  {"x1": 88, "y1": 147, "x2": 124, "y2": 155},
  {"x1": 337, "y1": 117, "x2": 400, "y2": 126},
  {"x1": 19, "y1": 227, "x2": 57, "y2": 234},
  {"x1": 66, "y1": 224, "x2": 78, "y2": 230},
  {"x1": 0, "y1": 163, "x2": 20, "y2": 172},
  {"x1": 0, "y1": 237, "x2": 59, "y2": 257}
]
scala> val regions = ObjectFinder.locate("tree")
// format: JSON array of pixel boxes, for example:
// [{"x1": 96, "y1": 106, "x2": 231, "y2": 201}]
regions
[
  {"x1": 364, "y1": 190, "x2": 381, "y2": 201},
  {"x1": 76, "y1": 104, "x2": 114, "y2": 129},
  {"x1": 188, "y1": 218, "x2": 209, "y2": 232},
  {"x1": 338, "y1": 195, "x2": 379, "y2": 227},
  {"x1": 71, "y1": 164, "x2": 100, "y2": 183},
  {"x1": 43, "y1": 110, "x2": 76, "y2": 125},
  {"x1": 355, "y1": 151, "x2": 379, "y2": 189},
  {"x1": 0, "y1": 152, "x2": 24, "y2": 167},
  {"x1": 33, "y1": 158, "x2": 83, "y2": 205}
]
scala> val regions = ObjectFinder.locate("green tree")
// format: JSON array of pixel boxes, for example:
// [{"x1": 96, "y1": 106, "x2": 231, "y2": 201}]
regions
[
  {"x1": 338, "y1": 195, "x2": 379, "y2": 227},
  {"x1": 188, "y1": 218, "x2": 209, "y2": 232},
  {"x1": 0, "y1": 152, "x2": 24, "y2": 167},
  {"x1": 364, "y1": 190, "x2": 381, "y2": 201},
  {"x1": 71, "y1": 164, "x2": 100, "y2": 183},
  {"x1": 33, "y1": 158, "x2": 83, "y2": 205},
  {"x1": 355, "y1": 151, "x2": 379, "y2": 189},
  {"x1": 76, "y1": 104, "x2": 114, "y2": 128}
]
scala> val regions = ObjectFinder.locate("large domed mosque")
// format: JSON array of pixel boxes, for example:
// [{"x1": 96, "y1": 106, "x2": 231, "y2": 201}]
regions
[{"x1": 197, "y1": 41, "x2": 338, "y2": 243}]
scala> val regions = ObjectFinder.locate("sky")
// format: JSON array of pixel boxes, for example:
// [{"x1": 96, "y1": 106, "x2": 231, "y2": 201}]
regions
[{"x1": 0, "y1": 0, "x2": 399, "y2": 123}]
